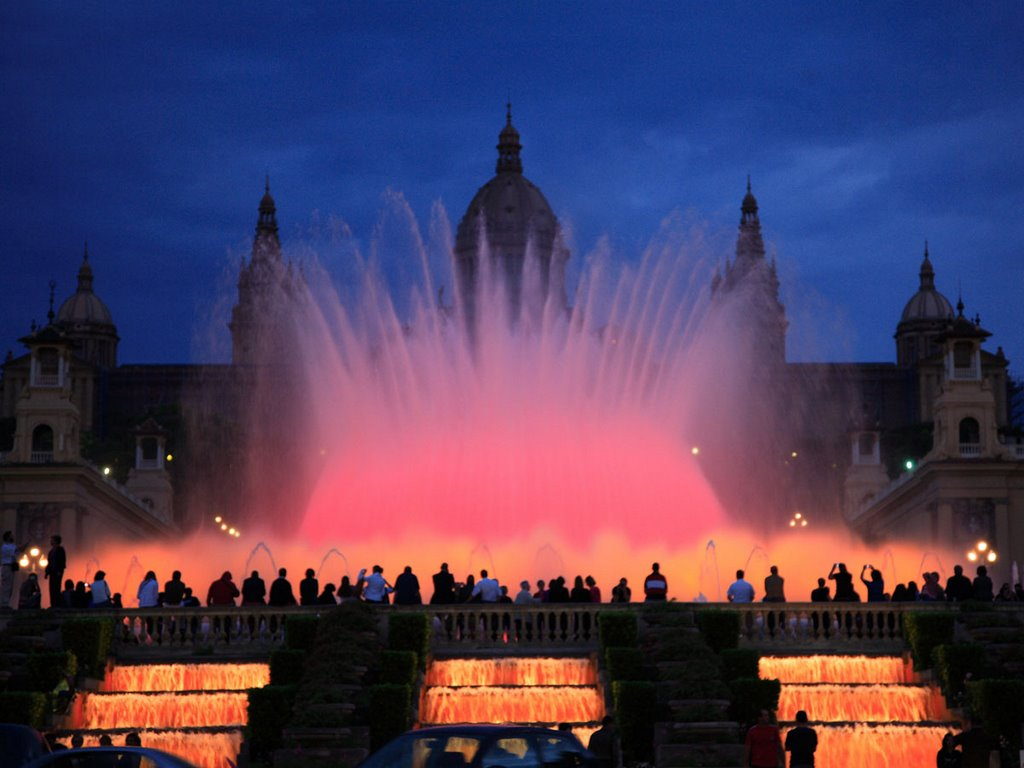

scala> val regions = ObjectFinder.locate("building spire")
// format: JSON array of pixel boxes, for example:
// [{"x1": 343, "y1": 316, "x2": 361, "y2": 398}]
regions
[
  {"x1": 919, "y1": 241, "x2": 935, "y2": 290},
  {"x1": 496, "y1": 102, "x2": 523, "y2": 175},
  {"x1": 736, "y1": 178, "x2": 765, "y2": 263},
  {"x1": 77, "y1": 241, "x2": 94, "y2": 292}
]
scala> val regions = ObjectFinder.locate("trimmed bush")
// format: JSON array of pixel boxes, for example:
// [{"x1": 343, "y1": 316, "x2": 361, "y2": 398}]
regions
[
  {"x1": 60, "y1": 617, "x2": 114, "y2": 677},
  {"x1": 903, "y1": 611, "x2": 955, "y2": 671},
  {"x1": 719, "y1": 648, "x2": 760, "y2": 681},
  {"x1": 727, "y1": 677, "x2": 781, "y2": 726},
  {"x1": 597, "y1": 611, "x2": 638, "y2": 648},
  {"x1": 696, "y1": 609, "x2": 741, "y2": 652},
  {"x1": 612, "y1": 680, "x2": 657, "y2": 763},
  {"x1": 284, "y1": 615, "x2": 321, "y2": 651},
  {"x1": 932, "y1": 644, "x2": 987, "y2": 703},
  {"x1": 369, "y1": 684, "x2": 412, "y2": 749},
  {"x1": 23, "y1": 651, "x2": 78, "y2": 693},
  {"x1": 387, "y1": 613, "x2": 429, "y2": 668},
  {"x1": 376, "y1": 650, "x2": 418, "y2": 685},
  {"x1": 967, "y1": 679, "x2": 1024, "y2": 750},
  {"x1": 604, "y1": 647, "x2": 653, "y2": 682},
  {"x1": 0, "y1": 692, "x2": 49, "y2": 728},
  {"x1": 269, "y1": 649, "x2": 307, "y2": 686},
  {"x1": 246, "y1": 685, "x2": 297, "y2": 762}
]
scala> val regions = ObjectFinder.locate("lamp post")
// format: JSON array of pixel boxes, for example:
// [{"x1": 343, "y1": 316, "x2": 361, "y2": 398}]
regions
[
  {"x1": 18, "y1": 546, "x2": 48, "y2": 574},
  {"x1": 965, "y1": 540, "x2": 997, "y2": 566}
]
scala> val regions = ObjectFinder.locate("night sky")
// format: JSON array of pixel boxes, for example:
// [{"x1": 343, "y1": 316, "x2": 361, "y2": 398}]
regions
[{"x1": 2, "y1": 3, "x2": 1022, "y2": 373}]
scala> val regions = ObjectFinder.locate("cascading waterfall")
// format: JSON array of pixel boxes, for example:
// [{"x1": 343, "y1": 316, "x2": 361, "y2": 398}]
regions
[
  {"x1": 761, "y1": 655, "x2": 957, "y2": 768},
  {"x1": 65, "y1": 662, "x2": 268, "y2": 768}
]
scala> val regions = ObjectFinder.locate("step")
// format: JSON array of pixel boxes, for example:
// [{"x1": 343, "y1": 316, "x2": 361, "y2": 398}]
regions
[
  {"x1": 656, "y1": 741, "x2": 744, "y2": 767},
  {"x1": 668, "y1": 699, "x2": 731, "y2": 721},
  {"x1": 655, "y1": 721, "x2": 740, "y2": 744}
]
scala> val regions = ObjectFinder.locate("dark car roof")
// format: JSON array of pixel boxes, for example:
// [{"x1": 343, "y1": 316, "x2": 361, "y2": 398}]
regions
[
  {"x1": 0, "y1": 723, "x2": 51, "y2": 767},
  {"x1": 25, "y1": 746, "x2": 199, "y2": 768}
]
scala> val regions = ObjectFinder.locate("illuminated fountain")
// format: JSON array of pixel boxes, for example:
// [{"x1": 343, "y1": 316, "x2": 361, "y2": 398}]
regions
[
  {"x1": 421, "y1": 658, "x2": 604, "y2": 743},
  {"x1": 761, "y1": 655, "x2": 957, "y2": 767},
  {"x1": 65, "y1": 662, "x2": 268, "y2": 768}
]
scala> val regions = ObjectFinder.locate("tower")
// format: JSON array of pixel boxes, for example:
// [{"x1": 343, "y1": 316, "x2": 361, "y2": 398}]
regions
[
  {"x1": 454, "y1": 105, "x2": 569, "y2": 324},
  {"x1": 229, "y1": 179, "x2": 303, "y2": 365},
  {"x1": 894, "y1": 243, "x2": 953, "y2": 369},
  {"x1": 710, "y1": 179, "x2": 788, "y2": 368},
  {"x1": 55, "y1": 243, "x2": 119, "y2": 369}
]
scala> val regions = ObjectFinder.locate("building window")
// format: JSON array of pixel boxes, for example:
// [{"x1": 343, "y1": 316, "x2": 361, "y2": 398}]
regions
[
  {"x1": 36, "y1": 348, "x2": 60, "y2": 386},
  {"x1": 959, "y1": 417, "x2": 981, "y2": 457},
  {"x1": 31, "y1": 424, "x2": 54, "y2": 463}
]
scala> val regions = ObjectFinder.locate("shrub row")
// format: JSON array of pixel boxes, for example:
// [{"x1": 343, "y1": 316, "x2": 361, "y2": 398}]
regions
[
  {"x1": 902, "y1": 611, "x2": 955, "y2": 671},
  {"x1": 60, "y1": 617, "x2": 114, "y2": 677}
]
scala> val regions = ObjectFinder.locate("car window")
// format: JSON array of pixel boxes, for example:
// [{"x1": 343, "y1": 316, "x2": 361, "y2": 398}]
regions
[
  {"x1": 479, "y1": 737, "x2": 539, "y2": 767},
  {"x1": 537, "y1": 733, "x2": 586, "y2": 766},
  {"x1": 359, "y1": 735, "x2": 482, "y2": 768}
]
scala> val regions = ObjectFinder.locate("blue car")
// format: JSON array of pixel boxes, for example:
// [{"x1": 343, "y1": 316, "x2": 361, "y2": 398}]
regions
[
  {"x1": 25, "y1": 746, "x2": 199, "y2": 768},
  {"x1": 357, "y1": 725, "x2": 597, "y2": 768}
]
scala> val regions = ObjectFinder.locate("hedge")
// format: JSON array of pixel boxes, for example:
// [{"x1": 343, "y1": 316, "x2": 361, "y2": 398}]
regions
[
  {"x1": 612, "y1": 680, "x2": 657, "y2": 763},
  {"x1": 966, "y1": 679, "x2": 1024, "y2": 749},
  {"x1": 369, "y1": 684, "x2": 412, "y2": 750},
  {"x1": 269, "y1": 649, "x2": 307, "y2": 686},
  {"x1": 696, "y1": 609, "x2": 741, "y2": 652},
  {"x1": 246, "y1": 685, "x2": 297, "y2": 762},
  {"x1": 597, "y1": 612, "x2": 638, "y2": 649},
  {"x1": 902, "y1": 611, "x2": 955, "y2": 671},
  {"x1": 387, "y1": 613, "x2": 430, "y2": 669},
  {"x1": 60, "y1": 617, "x2": 114, "y2": 677},
  {"x1": 932, "y1": 644, "x2": 987, "y2": 703},
  {"x1": 719, "y1": 648, "x2": 760, "y2": 681},
  {"x1": 604, "y1": 647, "x2": 653, "y2": 682},
  {"x1": 376, "y1": 650, "x2": 418, "y2": 686},
  {"x1": 284, "y1": 615, "x2": 321, "y2": 651},
  {"x1": 0, "y1": 692, "x2": 49, "y2": 728},
  {"x1": 727, "y1": 677, "x2": 781, "y2": 725},
  {"x1": 23, "y1": 651, "x2": 78, "y2": 693}
]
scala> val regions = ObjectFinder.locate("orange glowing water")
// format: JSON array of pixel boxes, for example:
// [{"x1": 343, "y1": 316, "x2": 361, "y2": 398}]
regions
[
  {"x1": 421, "y1": 686, "x2": 604, "y2": 725},
  {"x1": 100, "y1": 662, "x2": 269, "y2": 692},
  {"x1": 58, "y1": 731, "x2": 242, "y2": 768},
  {"x1": 777, "y1": 684, "x2": 935, "y2": 722},
  {"x1": 760, "y1": 655, "x2": 909, "y2": 684},
  {"x1": 783, "y1": 725, "x2": 957, "y2": 768},
  {"x1": 425, "y1": 658, "x2": 597, "y2": 687},
  {"x1": 79, "y1": 691, "x2": 250, "y2": 729}
]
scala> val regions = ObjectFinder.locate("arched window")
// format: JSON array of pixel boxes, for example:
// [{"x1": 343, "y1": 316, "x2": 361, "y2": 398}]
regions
[
  {"x1": 36, "y1": 348, "x2": 59, "y2": 385},
  {"x1": 959, "y1": 417, "x2": 981, "y2": 457},
  {"x1": 141, "y1": 437, "x2": 158, "y2": 461},
  {"x1": 31, "y1": 424, "x2": 54, "y2": 462}
]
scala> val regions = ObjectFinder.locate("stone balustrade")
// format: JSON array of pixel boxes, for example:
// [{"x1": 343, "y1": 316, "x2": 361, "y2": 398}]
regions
[{"x1": 414, "y1": 604, "x2": 603, "y2": 651}]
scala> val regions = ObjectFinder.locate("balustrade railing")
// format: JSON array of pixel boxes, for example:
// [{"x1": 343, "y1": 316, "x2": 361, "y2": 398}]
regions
[
  {"x1": 415, "y1": 605, "x2": 603, "y2": 650},
  {"x1": 90, "y1": 601, "x2": 961, "y2": 657},
  {"x1": 728, "y1": 602, "x2": 950, "y2": 649}
]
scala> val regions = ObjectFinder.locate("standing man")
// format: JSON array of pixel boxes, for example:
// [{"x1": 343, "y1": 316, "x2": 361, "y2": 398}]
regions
[
  {"x1": 45, "y1": 535, "x2": 67, "y2": 610},
  {"x1": 471, "y1": 569, "x2": 501, "y2": 602},
  {"x1": 643, "y1": 563, "x2": 668, "y2": 601},
  {"x1": 430, "y1": 563, "x2": 456, "y2": 604},
  {"x1": 743, "y1": 709, "x2": 783, "y2": 768},
  {"x1": 784, "y1": 709, "x2": 817, "y2": 767},
  {"x1": 1, "y1": 531, "x2": 27, "y2": 609}
]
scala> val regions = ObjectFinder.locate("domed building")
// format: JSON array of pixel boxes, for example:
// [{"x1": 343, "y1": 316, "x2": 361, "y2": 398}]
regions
[
  {"x1": 54, "y1": 244, "x2": 120, "y2": 369},
  {"x1": 895, "y1": 244, "x2": 954, "y2": 369},
  {"x1": 454, "y1": 105, "x2": 569, "y2": 324}
]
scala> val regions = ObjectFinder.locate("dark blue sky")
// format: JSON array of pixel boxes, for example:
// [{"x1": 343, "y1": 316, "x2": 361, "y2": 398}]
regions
[{"x1": 2, "y1": 2, "x2": 1022, "y2": 371}]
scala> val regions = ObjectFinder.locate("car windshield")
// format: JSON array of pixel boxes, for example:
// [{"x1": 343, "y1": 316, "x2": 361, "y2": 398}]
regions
[{"x1": 360, "y1": 734, "x2": 482, "y2": 768}]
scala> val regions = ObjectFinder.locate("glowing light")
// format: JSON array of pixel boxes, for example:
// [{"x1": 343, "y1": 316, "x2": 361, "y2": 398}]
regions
[
  {"x1": 214, "y1": 516, "x2": 222, "y2": 523},
  {"x1": 166, "y1": 453, "x2": 174, "y2": 462},
  {"x1": 903, "y1": 459, "x2": 915, "y2": 471},
  {"x1": 228, "y1": 527, "x2": 236, "y2": 535},
  {"x1": 18, "y1": 556, "x2": 29, "y2": 568},
  {"x1": 986, "y1": 551, "x2": 997, "y2": 563},
  {"x1": 791, "y1": 451, "x2": 798, "y2": 458},
  {"x1": 789, "y1": 520, "x2": 796, "y2": 527},
  {"x1": 794, "y1": 512, "x2": 802, "y2": 519},
  {"x1": 977, "y1": 541, "x2": 988, "y2": 552},
  {"x1": 28, "y1": 547, "x2": 40, "y2": 558},
  {"x1": 967, "y1": 551, "x2": 978, "y2": 562},
  {"x1": 220, "y1": 523, "x2": 228, "y2": 531},
  {"x1": 691, "y1": 446, "x2": 700, "y2": 456},
  {"x1": 800, "y1": 519, "x2": 807, "y2": 527},
  {"x1": 39, "y1": 557, "x2": 48, "y2": 567},
  {"x1": 103, "y1": 466, "x2": 112, "y2": 476}
]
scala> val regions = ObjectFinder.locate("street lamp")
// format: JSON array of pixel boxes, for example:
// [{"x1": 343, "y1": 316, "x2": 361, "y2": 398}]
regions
[
  {"x1": 788, "y1": 512, "x2": 808, "y2": 529},
  {"x1": 966, "y1": 540, "x2": 997, "y2": 564},
  {"x1": 18, "y1": 546, "x2": 48, "y2": 573}
]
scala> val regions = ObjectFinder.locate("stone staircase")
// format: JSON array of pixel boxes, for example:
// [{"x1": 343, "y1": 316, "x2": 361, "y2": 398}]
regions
[
  {"x1": 639, "y1": 609, "x2": 744, "y2": 768},
  {"x1": 957, "y1": 607, "x2": 1024, "y2": 679}
]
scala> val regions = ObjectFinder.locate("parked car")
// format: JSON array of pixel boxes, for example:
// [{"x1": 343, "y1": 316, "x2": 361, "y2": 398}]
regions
[
  {"x1": 0, "y1": 723, "x2": 51, "y2": 767},
  {"x1": 357, "y1": 725, "x2": 597, "y2": 768},
  {"x1": 25, "y1": 746, "x2": 199, "y2": 768}
]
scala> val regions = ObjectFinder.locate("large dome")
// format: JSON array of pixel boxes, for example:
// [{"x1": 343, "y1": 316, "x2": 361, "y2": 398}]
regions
[
  {"x1": 900, "y1": 248, "x2": 953, "y2": 322},
  {"x1": 453, "y1": 106, "x2": 568, "y2": 316},
  {"x1": 57, "y1": 249, "x2": 114, "y2": 326}
]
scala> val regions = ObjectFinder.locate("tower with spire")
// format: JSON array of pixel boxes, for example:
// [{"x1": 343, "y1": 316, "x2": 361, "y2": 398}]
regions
[
  {"x1": 229, "y1": 179, "x2": 304, "y2": 365},
  {"x1": 54, "y1": 243, "x2": 120, "y2": 369},
  {"x1": 454, "y1": 104, "x2": 569, "y2": 324},
  {"x1": 710, "y1": 179, "x2": 788, "y2": 368}
]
